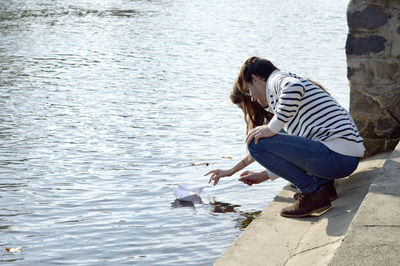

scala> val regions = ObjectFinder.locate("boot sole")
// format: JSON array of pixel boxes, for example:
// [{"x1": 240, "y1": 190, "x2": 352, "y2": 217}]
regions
[{"x1": 280, "y1": 205, "x2": 332, "y2": 218}]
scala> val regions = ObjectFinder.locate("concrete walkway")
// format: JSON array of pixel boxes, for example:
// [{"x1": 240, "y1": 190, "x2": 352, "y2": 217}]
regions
[
  {"x1": 215, "y1": 144, "x2": 399, "y2": 266},
  {"x1": 329, "y1": 144, "x2": 400, "y2": 266}
]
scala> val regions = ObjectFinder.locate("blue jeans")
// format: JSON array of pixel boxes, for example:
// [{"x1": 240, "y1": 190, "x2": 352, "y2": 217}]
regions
[{"x1": 247, "y1": 133, "x2": 359, "y2": 193}]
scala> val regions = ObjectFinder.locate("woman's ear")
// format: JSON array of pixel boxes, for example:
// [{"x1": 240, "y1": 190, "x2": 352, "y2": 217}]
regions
[
  {"x1": 251, "y1": 74, "x2": 262, "y2": 84},
  {"x1": 251, "y1": 74, "x2": 257, "y2": 83}
]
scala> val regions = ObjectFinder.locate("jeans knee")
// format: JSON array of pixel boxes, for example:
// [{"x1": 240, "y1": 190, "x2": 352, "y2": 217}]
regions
[{"x1": 247, "y1": 139, "x2": 259, "y2": 157}]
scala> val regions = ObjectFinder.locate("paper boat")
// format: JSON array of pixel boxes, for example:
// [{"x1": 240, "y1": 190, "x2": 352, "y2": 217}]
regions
[{"x1": 171, "y1": 184, "x2": 205, "y2": 202}]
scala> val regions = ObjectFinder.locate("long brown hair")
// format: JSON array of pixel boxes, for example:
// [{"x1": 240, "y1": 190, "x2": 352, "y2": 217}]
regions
[
  {"x1": 230, "y1": 83, "x2": 274, "y2": 134},
  {"x1": 307, "y1": 79, "x2": 330, "y2": 95}
]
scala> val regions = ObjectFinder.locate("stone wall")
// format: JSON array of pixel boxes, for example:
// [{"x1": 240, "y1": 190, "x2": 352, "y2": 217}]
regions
[{"x1": 347, "y1": 0, "x2": 400, "y2": 157}]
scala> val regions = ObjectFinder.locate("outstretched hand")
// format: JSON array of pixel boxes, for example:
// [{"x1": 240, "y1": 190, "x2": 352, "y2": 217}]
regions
[
  {"x1": 205, "y1": 169, "x2": 232, "y2": 186},
  {"x1": 245, "y1": 125, "x2": 276, "y2": 144},
  {"x1": 238, "y1": 171, "x2": 269, "y2": 186}
]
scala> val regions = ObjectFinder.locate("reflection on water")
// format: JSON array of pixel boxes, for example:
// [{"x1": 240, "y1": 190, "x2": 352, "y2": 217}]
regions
[
  {"x1": 208, "y1": 199, "x2": 240, "y2": 214},
  {"x1": 0, "y1": 0, "x2": 350, "y2": 264},
  {"x1": 234, "y1": 210, "x2": 263, "y2": 230},
  {"x1": 171, "y1": 196, "x2": 203, "y2": 208},
  {"x1": 171, "y1": 197, "x2": 262, "y2": 230},
  {"x1": 208, "y1": 199, "x2": 262, "y2": 230}
]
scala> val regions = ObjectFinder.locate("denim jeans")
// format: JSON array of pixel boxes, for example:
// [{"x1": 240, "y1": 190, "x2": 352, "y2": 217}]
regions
[{"x1": 247, "y1": 133, "x2": 360, "y2": 193}]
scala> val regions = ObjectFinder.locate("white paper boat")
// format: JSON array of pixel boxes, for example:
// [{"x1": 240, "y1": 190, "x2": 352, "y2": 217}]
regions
[{"x1": 171, "y1": 184, "x2": 205, "y2": 202}]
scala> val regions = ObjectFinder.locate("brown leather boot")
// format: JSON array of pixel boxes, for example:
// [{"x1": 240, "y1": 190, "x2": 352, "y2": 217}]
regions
[
  {"x1": 281, "y1": 187, "x2": 332, "y2": 218},
  {"x1": 294, "y1": 180, "x2": 338, "y2": 202}
]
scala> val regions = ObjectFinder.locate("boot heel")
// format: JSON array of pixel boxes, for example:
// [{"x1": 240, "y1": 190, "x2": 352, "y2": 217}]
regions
[{"x1": 311, "y1": 206, "x2": 332, "y2": 216}]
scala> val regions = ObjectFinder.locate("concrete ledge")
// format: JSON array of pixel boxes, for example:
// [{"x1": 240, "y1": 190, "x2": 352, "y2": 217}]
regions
[
  {"x1": 329, "y1": 143, "x2": 400, "y2": 266},
  {"x1": 215, "y1": 150, "x2": 394, "y2": 266}
]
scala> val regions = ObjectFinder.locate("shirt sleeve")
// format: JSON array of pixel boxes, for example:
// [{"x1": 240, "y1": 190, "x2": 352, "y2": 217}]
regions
[
  {"x1": 266, "y1": 169, "x2": 280, "y2": 181},
  {"x1": 267, "y1": 77, "x2": 305, "y2": 133}
]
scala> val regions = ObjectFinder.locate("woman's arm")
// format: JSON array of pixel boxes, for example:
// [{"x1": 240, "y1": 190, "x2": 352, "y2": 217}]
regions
[
  {"x1": 233, "y1": 155, "x2": 255, "y2": 174},
  {"x1": 268, "y1": 77, "x2": 305, "y2": 134}
]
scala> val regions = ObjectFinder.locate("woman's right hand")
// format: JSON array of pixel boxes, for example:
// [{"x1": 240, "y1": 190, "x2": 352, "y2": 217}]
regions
[
  {"x1": 204, "y1": 169, "x2": 233, "y2": 186},
  {"x1": 238, "y1": 170, "x2": 269, "y2": 186}
]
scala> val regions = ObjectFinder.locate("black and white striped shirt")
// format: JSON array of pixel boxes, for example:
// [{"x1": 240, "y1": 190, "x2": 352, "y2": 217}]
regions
[{"x1": 266, "y1": 70, "x2": 365, "y2": 157}]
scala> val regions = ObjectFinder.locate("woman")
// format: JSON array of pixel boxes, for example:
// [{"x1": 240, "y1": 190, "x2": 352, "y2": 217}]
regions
[
  {"x1": 205, "y1": 84, "x2": 275, "y2": 186},
  {"x1": 207, "y1": 56, "x2": 365, "y2": 218}
]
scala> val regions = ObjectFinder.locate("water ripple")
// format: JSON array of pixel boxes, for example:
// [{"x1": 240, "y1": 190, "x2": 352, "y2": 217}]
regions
[{"x1": 0, "y1": 0, "x2": 350, "y2": 265}]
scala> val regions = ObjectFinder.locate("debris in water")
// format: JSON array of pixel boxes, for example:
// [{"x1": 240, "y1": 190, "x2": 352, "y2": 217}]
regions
[
  {"x1": 189, "y1": 162, "x2": 209, "y2": 166},
  {"x1": 4, "y1": 247, "x2": 22, "y2": 253}
]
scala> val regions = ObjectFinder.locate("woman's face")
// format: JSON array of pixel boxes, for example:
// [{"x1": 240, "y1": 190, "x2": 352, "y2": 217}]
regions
[{"x1": 245, "y1": 77, "x2": 268, "y2": 108}]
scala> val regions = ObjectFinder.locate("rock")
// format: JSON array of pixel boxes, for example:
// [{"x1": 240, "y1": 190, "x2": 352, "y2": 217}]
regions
[
  {"x1": 346, "y1": 36, "x2": 387, "y2": 56},
  {"x1": 347, "y1": 6, "x2": 388, "y2": 30},
  {"x1": 347, "y1": 0, "x2": 400, "y2": 157}
]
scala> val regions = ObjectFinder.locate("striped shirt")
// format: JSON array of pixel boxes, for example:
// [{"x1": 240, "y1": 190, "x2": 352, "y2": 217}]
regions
[{"x1": 266, "y1": 70, "x2": 365, "y2": 157}]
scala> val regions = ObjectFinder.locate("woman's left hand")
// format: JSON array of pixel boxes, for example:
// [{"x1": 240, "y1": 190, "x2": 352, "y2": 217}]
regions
[
  {"x1": 238, "y1": 171, "x2": 269, "y2": 186},
  {"x1": 245, "y1": 125, "x2": 276, "y2": 144}
]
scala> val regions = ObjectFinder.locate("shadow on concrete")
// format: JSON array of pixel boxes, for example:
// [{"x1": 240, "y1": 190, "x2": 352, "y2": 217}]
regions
[
  {"x1": 270, "y1": 155, "x2": 389, "y2": 237},
  {"x1": 214, "y1": 151, "x2": 396, "y2": 266}
]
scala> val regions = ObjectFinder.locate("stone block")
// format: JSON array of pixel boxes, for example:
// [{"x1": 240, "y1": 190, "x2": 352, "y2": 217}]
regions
[
  {"x1": 387, "y1": 99, "x2": 400, "y2": 125},
  {"x1": 361, "y1": 121, "x2": 381, "y2": 138},
  {"x1": 364, "y1": 85, "x2": 400, "y2": 110},
  {"x1": 363, "y1": 137, "x2": 400, "y2": 157},
  {"x1": 348, "y1": 58, "x2": 400, "y2": 85},
  {"x1": 353, "y1": 119, "x2": 366, "y2": 134},
  {"x1": 373, "y1": 60, "x2": 400, "y2": 83},
  {"x1": 347, "y1": 57, "x2": 372, "y2": 83},
  {"x1": 362, "y1": 0, "x2": 400, "y2": 10},
  {"x1": 391, "y1": 26, "x2": 400, "y2": 57},
  {"x1": 350, "y1": 83, "x2": 400, "y2": 110},
  {"x1": 347, "y1": 66, "x2": 371, "y2": 84},
  {"x1": 355, "y1": 115, "x2": 398, "y2": 138},
  {"x1": 350, "y1": 84, "x2": 386, "y2": 112},
  {"x1": 350, "y1": 82, "x2": 400, "y2": 109},
  {"x1": 347, "y1": 6, "x2": 388, "y2": 30},
  {"x1": 387, "y1": 138, "x2": 400, "y2": 151},
  {"x1": 351, "y1": 117, "x2": 377, "y2": 139},
  {"x1": 363, "y1": 138, "x2": 388, "y2": 156},
  {"x1": 376, "y1": 117, "x2": 400, "y2": 137},
  {"x1": 346, "y1": 35, "x2": 387, "y2": 56}
]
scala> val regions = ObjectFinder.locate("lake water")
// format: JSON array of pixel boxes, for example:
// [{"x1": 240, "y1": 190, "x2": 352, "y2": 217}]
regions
[{"x1": 1, "y1": 0, "x2": 350, "y2": 265}]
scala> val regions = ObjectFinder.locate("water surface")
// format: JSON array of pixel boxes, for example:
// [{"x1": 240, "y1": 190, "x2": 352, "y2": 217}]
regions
[{"x1": 1, "y1": 0, "x2": 349, "y2": 264}]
